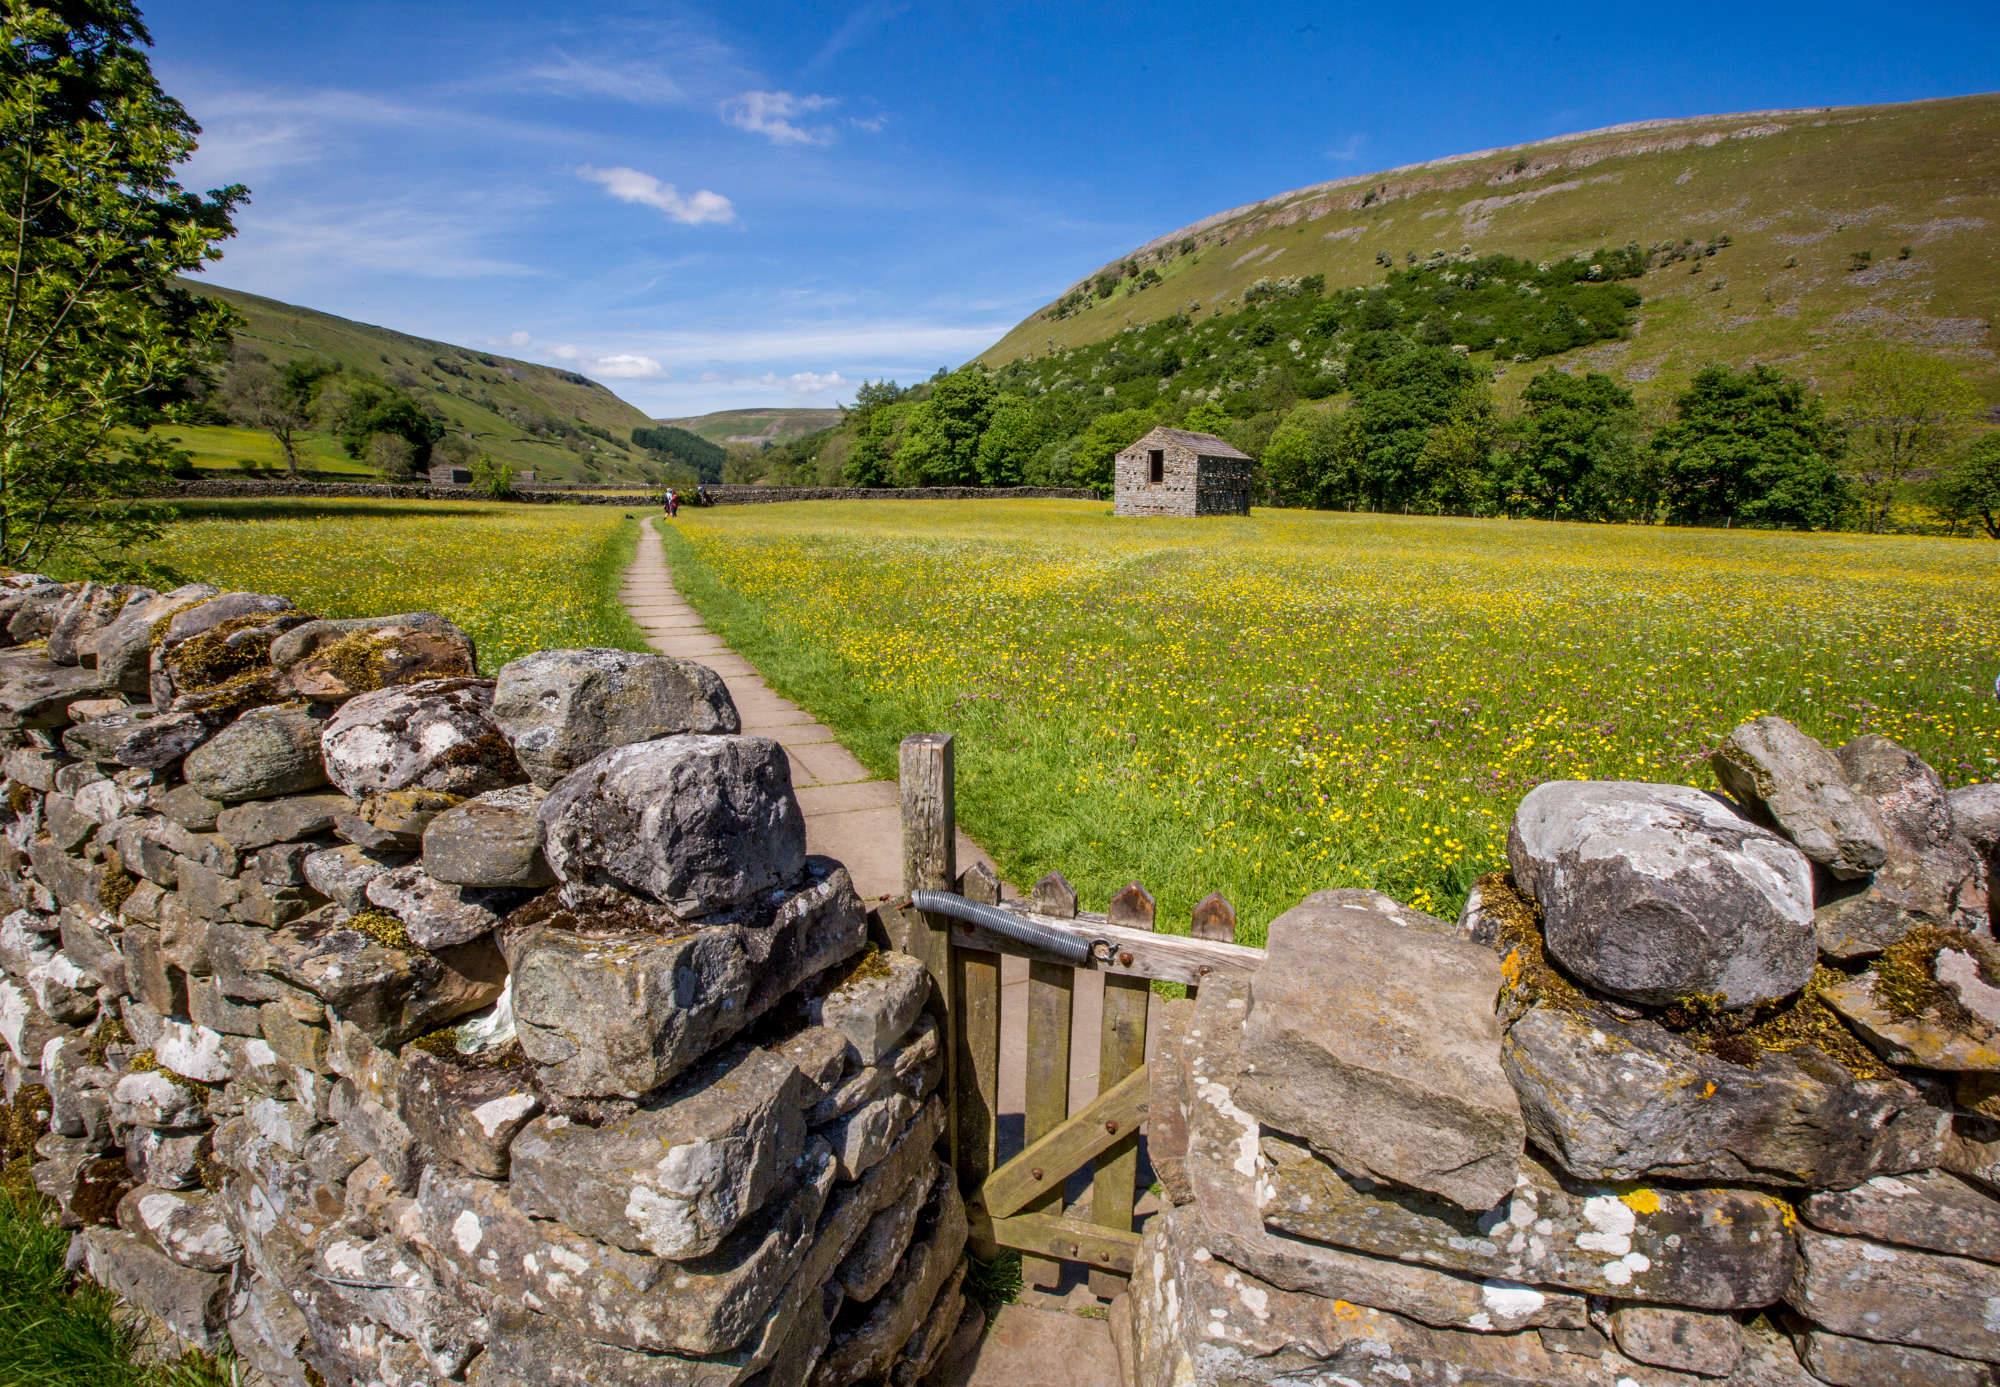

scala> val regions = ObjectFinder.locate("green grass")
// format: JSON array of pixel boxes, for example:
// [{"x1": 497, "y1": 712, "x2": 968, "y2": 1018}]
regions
[
  {"x1": 660, "y1": 408, "x2": 842, "y2": 448},
  {"x1": 178, "y1": 281, "x2": 660, "y2": 482},
  {"x1": 660, "y1": 501, "x2": 2000, "y2": 942},
  {"x1": 0, "y1": 1091, "x2": 229, "y2": 1387},
  {"x1": 981, "y1": 93, "x2": 2000, "y2": 414},
  {"x1": 153, "y1": 423, "x2": 376, "y2": 474},
  {"x1": 54, "y1": 498, "x2": 649, "y2": 671}
]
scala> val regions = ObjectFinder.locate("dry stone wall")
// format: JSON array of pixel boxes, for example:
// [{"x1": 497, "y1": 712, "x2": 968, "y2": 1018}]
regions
[
  {"x1": 1132, "y1": 715, "x2": 2000, "y2": 1387},
  {"x1": 0, "y1": 571, "x2": 969, "y2": 1386}
]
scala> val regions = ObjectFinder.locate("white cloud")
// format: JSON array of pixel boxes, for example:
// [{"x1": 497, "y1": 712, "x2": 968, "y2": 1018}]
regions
[
  {"x1": 848, "y1": 113, "x2": 888, "y2": 134},
  {"x1": 506, "y1": 330, "x2": 532, "y2": 347},
  {"x1": 579, "y1": 165, "x2": 736, "y2": 226},
  {"x1": 592, "y1": 353, "x2": 665, "y2": 379},
  {"x1": 519, "y1": 53, "x2": 687, "y2": 105},
  {"x1": 1327, "y1": 133, "x2": 1367, "y2": 163},
  {"x1": 722, "y1": 90, "x2": 836, "y2": 147},
  {"x1": 807, "y1": 1, "x2": 909, "y2": 75},
  {"x1": 768, "y1": 370, "x2": 847, "y2": 394}
]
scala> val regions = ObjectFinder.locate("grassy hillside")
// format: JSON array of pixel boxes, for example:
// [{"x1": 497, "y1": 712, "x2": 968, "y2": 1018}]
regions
[
  {"x1": 183, "y1": 282, "x2": 659, "y2": 481},
  {"x1": 662, "y1": 408, "x2": 844, "y2": 448},
  {"x1": 979, "y1": 94, "x2": 2000, "y2": 411}
]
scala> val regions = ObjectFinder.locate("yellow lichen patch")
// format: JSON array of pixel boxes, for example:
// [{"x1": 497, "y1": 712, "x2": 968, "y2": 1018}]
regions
[
  {"x1": 346, "y1": 907, "x2": 418, "y2": 953},
  {"x1": 1475, "y1": 873, "x2": 1586, "y2": 1015},
  {"x1": 1871, "y1": 924, "x2": 1990, "y2": 1031},
  {"x1": 833, "y1": 944, "x2": 894, "y2": 987},
  {"x1": 164, "y1": 611, "x2": 297, "y2": 691},
  {"x1": 6, "y1": 782, "x2": 35, "y2": 815},
  {"x1": 97, "y1": 856, "x2": 137, "y2": 915},
  {"x1": 1619, "y1": 1188, "x2": 1662, "y2": 1216},
  {"x1": 1674, "y1": 966, "x2": 1892, "y2": 1081},
  {"x1": 81, "y1": 1012, "x2": 131, "y2": 1066}
]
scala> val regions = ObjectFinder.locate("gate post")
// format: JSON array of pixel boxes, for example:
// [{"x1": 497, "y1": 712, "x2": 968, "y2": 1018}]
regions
[{"x1": 895, "y1": 733, "x2": 960, "y2": 1176}]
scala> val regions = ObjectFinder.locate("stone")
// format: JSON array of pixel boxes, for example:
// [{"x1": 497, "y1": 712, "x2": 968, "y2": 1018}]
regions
[
  {"x1": 327, "y1": 1079, "x2": 423, "y2": 1192},
  {"x1": 270, "y1": 612, "x2": 476, "y2": 701},
  {"x1": 1795, "y1": 1329, "x2": 1993, "y2": 1387},
  {"x1": 1790, "y1": 1227, "x2": 2000, "y2": 1364},
  {"x1": 1816, "y1": 735, "x2": 1990, "y2": 957},
  {"x1": 838, "y1": 1165, "x2": 936, "y2": 1302},
  {"x1": 1463, "y1": 875, "x2": 1951, "y2": 1187},
  {"x1": 117, "y1": 1185, "x2": 242, "y2": 1271},
  {"x1": 1801, "y1": 1169, "x2": 2000, "y2": 1263},
  {"x1": 62, "y1": 707, "x2": 215, "y2": 769},
  {"x1": 110, "y1": 1067, "x2": 208, "y2": 1131},
  {"x1": 511, "y1": 861, "x2": 862, "y2": 1098},
  {"x1": 808, "y1": 1017, "x2": 942, "y2": 1128},
  {"x1": 1236, "y1": 888, "x2": 1523, "y2": 1211},
  {"x1": 182, "y1": 703, "x2": 330, "y2": 802},
  {"x1": 421, "y1": 783, "x2": 553, "y2": 887},
  {"x1": 1950, "y1": 782, "x2": 2000, "y2": 857},
  {"x1": 91, "y1": 584, "x2": 218, "y2": 693},
  {"x1": 509, "y1": 1042, "x2": 809, "y2": 1258},
  {"x1": 2, "y1": 580, "x2": 70, "y2": 643},
  {"x1": 48, "y1": 582, "x2": 143, "y2": 666},
  {"x1": 1128, "y1": 1207, "x2": 1650, "y2": 1387},
  {"x1": 537, "y1": 734, "x2": 806, "y2": 916},
  {"x1": 397, "y1": 1047, "x2": 541, "y2": 1178},
  {"x1": 811, "y1": 1173, "x2": 967, "y2": 1387},
  {"x1": 320, "y1": 677, "x2": 522, "y2": 799},
  {"x1": 303, "y1": 843, "x2": 408, "y2": 911},
  {"x1": 214, "y1": 791, "x2": 348, "y2": 849},
  {"x1": 1503, "y1": 997, "x2": 1945, "y2": 1186},
  {"x1": 1257, "y1": 1138, "x2": 1797, "y2": 1307},
  {"x1": 809, "y1": 948, "x2": 929, "y2": 1065},
  {"x1": 153, "y1": 1018, "x2": 236, "y2": 1083},
  {"x1": 257, "y1": 911, "x2": 505, "y2": 1046},
  {"x1": 365, "y1": 864, "x2": 525, "y2": 949},
  {"x1": 1711, "y1": 716, "x2": 1887, "y2": 879},
  {"x1": 1508, "y1": 780, "x2": 1815, "y2": 1008},
  {"x1": 1823, "y1": 932, "x2": 2000, "y2": 1070},
  {"x1": 1173, "y1": 983, "x2": 1587, "y2": 1336},
  {"x1": 1609, "y1": 1305, "x2": 1742, "y2": 1376},
  {"x1": 78, "y1": 1226, "x2": 228, "y2": 1351},
  {"x1": 491, "y1": 647, "x2": 741, "y2": 787},
  {"x1": 33, "y1": 1132, "x2": 129, "y2": 1222},
  {"x1": 155, "y1": 783, "x2": 223, "y2": 831},
  {"x1": 0, "y1": 658, "x2": 115, "y2": 729},
  {"x1": 188, "y1": 977, "x2": 262, "y2": 1036}
]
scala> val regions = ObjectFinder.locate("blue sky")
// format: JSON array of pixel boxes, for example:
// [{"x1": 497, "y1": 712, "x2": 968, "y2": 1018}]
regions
[{"x1": 148, "y1": 1, "x2": 2000, "y2": 418}]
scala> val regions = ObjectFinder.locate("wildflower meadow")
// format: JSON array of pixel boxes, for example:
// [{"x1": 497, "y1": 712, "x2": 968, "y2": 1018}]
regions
[
  {"x1": 62, "y1": 499, "x2": 647, "y2": 672},
  {"x1": 662, "y1": 500, "x2": 2000, "y2": 942}
]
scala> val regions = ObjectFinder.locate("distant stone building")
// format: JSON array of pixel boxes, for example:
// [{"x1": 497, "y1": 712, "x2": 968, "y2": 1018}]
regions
[
  {"x1": 1113, "y1": 427, "x2": 1255, "y2": 517},
  {"x1": 428, "y1": 462, "x2": 473, "y2": 488}
]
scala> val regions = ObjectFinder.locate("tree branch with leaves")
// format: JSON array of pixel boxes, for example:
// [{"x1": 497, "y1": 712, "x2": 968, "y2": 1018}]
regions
[{"x1": 0, "y1": 0, "x2": 244, "y2": 570}]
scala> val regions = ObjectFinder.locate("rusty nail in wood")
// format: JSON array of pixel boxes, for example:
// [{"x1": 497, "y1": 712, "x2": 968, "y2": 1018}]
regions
[
  {"x1": 1118, "y1": 950, "x2": 1133, "y2": 966},
  {"x1": 1105, "y1": 1120, "x2": 1119, "y2": 1135},
  {"x1": 1031, "y1": 1167, "x2": 1043, "y2": 1181}
]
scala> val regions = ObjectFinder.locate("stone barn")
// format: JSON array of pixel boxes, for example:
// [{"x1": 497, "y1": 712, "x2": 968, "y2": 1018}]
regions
[{"x1": 1114, "y1": 426, "x2": 1255, "y2": 517}]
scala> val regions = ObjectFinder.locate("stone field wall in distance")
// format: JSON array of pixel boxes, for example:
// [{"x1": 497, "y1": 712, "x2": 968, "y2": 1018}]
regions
[
  {"x1": 1130, "y1": 716, "x2": 2000, "y2": 1386},
  {"x1": 0, "y1": 570, "x2": 971, "y2": 1386}
]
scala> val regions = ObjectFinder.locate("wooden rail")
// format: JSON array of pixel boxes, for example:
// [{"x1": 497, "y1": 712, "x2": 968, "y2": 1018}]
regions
[{"x1": 884, "y1": 732, "x2": 1268, "y2": 1298}]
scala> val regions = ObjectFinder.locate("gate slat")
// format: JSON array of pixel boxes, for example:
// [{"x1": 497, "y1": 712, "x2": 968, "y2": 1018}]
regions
[
  {"x1": 1090, "y1": 882, "x2": 1154, "y2": 1297},
  {"x1": 954, "y1": 862, "x2": 1003, "y2": 1196},
  {"x1": 1022, "y1": 871, "x2": 1078, "y2": 1289}
]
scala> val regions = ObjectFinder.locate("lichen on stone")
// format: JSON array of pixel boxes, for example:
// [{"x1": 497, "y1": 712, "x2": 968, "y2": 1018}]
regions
[
  {"x1": 163, "y1": 611, "x2": 289, "y2": 691},
  {"x1": 1667, "y1": 967, "x2": 1892, "y2": 1080},
  {"x1": 6, "y1": 782, "x2": 35, "y2": 816},
  {"x1": 346, "y1": 906, "x2": 418, "y2": 953},
  {"x1": 97, "y1": 854, "x2": 137, "y2": 915},
  {"x1": 1869, "y1": 924, "x2": 1990, "y2": 1031},
  {"x1": 1476, "y1": 872, "x2": 1588, "y2": 1016},
  {"x1": 81, "y1": 1011, "x2": 132, "y2": 1065},
  {"x1": 127, "y1": 1048, "x2": 210, "y2": 1093}
]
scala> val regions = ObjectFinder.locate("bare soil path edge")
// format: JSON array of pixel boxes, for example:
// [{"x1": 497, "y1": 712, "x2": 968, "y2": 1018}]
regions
[{"x1": 625, "y1": 519, "x2": 1123, "y2": 1383}]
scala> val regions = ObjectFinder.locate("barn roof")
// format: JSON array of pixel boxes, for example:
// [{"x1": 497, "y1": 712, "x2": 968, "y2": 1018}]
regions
[{"x1": 1126, "y1": 425, "x2": 1253, "y2": 462}]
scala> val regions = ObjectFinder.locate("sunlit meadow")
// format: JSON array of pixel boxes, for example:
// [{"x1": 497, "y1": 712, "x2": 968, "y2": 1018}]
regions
[
  {"x1": 59, "y1": 499, "x2": 647, "y2": 672},
  {"x1": 662, "y1": 501, "x2": 2000, "y2": 944}
]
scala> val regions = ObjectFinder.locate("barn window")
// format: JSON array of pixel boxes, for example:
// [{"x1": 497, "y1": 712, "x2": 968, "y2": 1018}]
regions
[{"x1": 1147, "y1": 449, "x2": 1164, "y2": 485}]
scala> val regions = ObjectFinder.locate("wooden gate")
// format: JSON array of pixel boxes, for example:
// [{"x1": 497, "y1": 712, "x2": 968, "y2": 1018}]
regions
[{"x1": 878, "y1": 733, "x2": 1266, "y2": 1294}]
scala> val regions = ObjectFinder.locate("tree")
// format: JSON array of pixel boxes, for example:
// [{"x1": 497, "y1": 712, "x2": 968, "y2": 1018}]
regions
[
  {"x1": 891, "y1": 367, "x2": 994, "y2": 486},
  {"x1": 1654, "y1": 366, "x2": 1851, "y2": 529},
  {"x1": 0, "y1": 2, "x2": 244, "y2": 568},
  {"x1": 974, "y1": 399, "x2": 1042, "y2": 486},
  {"x1": 1932, "y1": 434, "x2": 2000, "y2": 538},
  {"x1": 221, "y1": 347, "x2": 330, "y2": 473},
  {"x1": 1503, "y1": 369, "x2": 1645, "y2": 521},
  {"x1": 366, "y1": 433, "x2": 418, "y2": 481},
  {"x1": 1835, "y1": 346, "x2": 1980, "y2": 532},
  {"x1": 1074, "y1": 407, "x2": 1157, "y2": 496},
  {"x1": 468, "y1": 451, "x2": 515, "y2": 499},
  {"x1": 1348, "y1": 346, "x2": 1490, "y2": 512},
  {"x1": 1262, "y1": 401, "x2": 1356, "y2": 508},
  {"x1": 331, "y1": 378, "x2": 443, "y2": 466}
]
